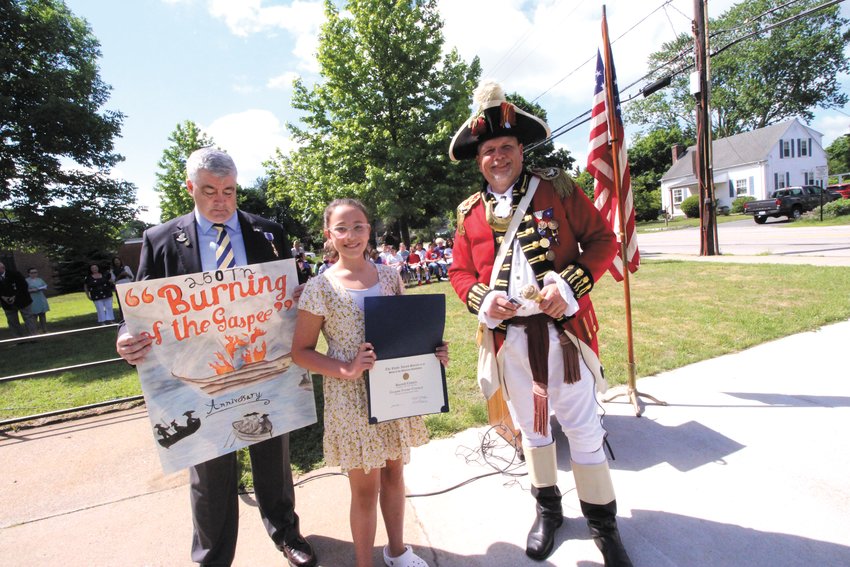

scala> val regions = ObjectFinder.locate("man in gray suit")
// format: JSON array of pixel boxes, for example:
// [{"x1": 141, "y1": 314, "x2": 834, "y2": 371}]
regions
[{"x1": 116, "y1": 148, "x2": 316, "y2": 567}]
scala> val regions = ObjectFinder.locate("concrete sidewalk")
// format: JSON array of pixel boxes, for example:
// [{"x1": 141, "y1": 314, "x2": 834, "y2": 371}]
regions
[{"x1": 2, "y1": 319, "x2": 849, "y2": 566}]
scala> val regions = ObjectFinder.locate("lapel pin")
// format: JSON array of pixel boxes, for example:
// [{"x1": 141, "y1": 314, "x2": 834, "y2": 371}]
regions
[{"x1": 259, "y1": 229, "x2": 280, "y2": 258}]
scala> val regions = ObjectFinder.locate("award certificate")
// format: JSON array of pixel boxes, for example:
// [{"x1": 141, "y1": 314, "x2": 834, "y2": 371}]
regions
[{"x1": 364, "y1": 294, "x2": 448, "y2": 423}]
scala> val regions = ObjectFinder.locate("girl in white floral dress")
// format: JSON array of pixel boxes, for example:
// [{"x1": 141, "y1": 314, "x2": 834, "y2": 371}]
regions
[{"x1": 292, "y1": 198, "x2": 449, "y2": 567}]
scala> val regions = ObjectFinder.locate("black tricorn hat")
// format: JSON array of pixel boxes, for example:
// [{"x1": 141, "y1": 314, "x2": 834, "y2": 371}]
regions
[{"x1": 449, "y1": 80, "x2": 551, "y2": 161}]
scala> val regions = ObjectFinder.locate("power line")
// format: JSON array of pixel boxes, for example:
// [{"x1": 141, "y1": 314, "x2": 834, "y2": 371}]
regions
[
  {"x1": 530, "y1": 0, "x2": 676, "y2": 104},
  {"x1": 485, "y1": 27, "x2": 535, "y2": 79},
  {"x1": 495, "y1": 0, "x2": 590, "y2": 84},
  {"x1": 526, "y1": 0, "x2": 844, "y2": 151}
]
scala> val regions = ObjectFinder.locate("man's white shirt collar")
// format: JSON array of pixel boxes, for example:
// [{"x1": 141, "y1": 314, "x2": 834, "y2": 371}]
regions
[
  {"x1": 487, "y1": 184, "x2": 515, "y2": 218},
  {"x1": 195, "y1": 209, "x2": 239, "y2": 234}
]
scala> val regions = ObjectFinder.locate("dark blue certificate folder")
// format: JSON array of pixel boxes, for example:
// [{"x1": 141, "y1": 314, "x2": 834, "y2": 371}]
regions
[{"x1": 364, "y1": 294, "x2": 449, "y2": 423}]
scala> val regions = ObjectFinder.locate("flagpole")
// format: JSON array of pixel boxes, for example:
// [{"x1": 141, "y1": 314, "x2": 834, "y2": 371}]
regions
[{"x1": 598, "y1": 6, "x2": 666, "y2": 417}]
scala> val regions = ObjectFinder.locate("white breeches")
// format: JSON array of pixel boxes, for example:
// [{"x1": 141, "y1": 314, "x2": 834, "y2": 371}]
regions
[{"x1": 501, "y1": 321, "x2": 604, "y2": 454}]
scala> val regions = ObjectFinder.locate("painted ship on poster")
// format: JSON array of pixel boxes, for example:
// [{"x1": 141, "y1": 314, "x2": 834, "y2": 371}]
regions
[{"x1": 171, "y1": 327, "x2": 293, "y2": 396}]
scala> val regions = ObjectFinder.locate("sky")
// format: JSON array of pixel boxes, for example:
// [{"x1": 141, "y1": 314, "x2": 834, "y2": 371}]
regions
[{"x1": 63, "y1": 0, "x2": 850, "y2": 223}]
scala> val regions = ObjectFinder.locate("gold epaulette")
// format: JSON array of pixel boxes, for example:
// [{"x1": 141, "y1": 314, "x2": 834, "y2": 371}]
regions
[
  {"x1": 529, "y1": 167, "x2": 576, "y2": 199},
  {"x1": 456, "y1": 192, "x2": 482, "y2": 236}
]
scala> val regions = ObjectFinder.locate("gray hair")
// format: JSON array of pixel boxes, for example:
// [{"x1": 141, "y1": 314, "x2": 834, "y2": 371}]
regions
[{"x1": 186, "y1": 147, "x2": 237, "y2": 183}]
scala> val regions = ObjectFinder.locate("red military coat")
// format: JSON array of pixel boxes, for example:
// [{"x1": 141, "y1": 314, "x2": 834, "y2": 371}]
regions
[{"x1": 449, "y1": 171, "x2": 617, "y2": 354}]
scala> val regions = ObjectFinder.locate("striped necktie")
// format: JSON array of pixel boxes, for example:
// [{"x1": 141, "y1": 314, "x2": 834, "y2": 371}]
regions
[{"x1": 212, "y1": 223, "x2": 236, "y2": 269}]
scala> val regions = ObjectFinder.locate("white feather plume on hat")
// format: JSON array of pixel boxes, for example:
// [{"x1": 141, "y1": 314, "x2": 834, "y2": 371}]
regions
[
  {"x1": 449, "y1": 80, "x2": 550, "y2": 161},
  {"x1": 472, "y1": 80, "x2": 506, "y2": 113}
]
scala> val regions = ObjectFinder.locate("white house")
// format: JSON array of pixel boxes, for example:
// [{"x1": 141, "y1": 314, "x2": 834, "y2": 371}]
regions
[{"x1": 660, "y1": 118, "x2": 828, "y2": 216}]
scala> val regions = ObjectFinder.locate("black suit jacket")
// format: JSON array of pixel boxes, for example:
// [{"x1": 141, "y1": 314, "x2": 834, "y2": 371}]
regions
[
  {"x1": 0, "y1": 268, "x2": 33, "y2": 311},
  {"x1": 136, "y1": 210, "x2": 291, "y2": 281}
]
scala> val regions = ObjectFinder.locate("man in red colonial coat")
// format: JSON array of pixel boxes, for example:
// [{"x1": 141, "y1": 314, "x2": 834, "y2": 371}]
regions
[{"x1": 448, "y1": 81, "x2": 632, "y2": 566}]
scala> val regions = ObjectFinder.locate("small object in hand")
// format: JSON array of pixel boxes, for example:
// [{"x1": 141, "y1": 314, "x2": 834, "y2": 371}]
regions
[
  {"x1": 519, "y1": 284, "x2": 544, "y2": 303},
  {"x1": 506, "y1": 296, "x2": 522, "y2": 306}
]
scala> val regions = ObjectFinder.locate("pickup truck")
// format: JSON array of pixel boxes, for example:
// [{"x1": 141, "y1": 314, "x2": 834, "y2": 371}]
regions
[{"x1": 742, "y1": 185, "x2": 838, "y2": 224}]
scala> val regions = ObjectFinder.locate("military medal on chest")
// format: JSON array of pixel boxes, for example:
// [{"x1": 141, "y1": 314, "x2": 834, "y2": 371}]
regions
[{"x1": 533, "y1": 207, "x2": 559, "y2": 261}]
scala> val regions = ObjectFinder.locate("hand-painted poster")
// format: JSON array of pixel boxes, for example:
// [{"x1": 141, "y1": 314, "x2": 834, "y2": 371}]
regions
[{"x1": 117, "y1": 259, "x2": 317, "y2": 474}]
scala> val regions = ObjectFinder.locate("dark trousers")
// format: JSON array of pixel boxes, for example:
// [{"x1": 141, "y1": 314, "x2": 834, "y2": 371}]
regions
[
  {"x1": 3, "y1": 307, "x2": 36, "y2": 337},
  {"x1": 189, "y1": 433, "x2": 298, "y2": 566}
]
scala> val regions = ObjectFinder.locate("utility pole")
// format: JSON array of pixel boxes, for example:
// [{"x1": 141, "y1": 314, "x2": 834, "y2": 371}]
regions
[{"x1": 693, "y1": 0, "x2": 719, "y2": 255}]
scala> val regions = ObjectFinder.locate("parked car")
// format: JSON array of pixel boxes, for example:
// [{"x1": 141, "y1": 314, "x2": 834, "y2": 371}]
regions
[
  {"x1": 827, "y1": 182, "x2": 850, "y2": 199},
  {"x1": 742, "y1": 185, "x2": 837, "y2": 224}
]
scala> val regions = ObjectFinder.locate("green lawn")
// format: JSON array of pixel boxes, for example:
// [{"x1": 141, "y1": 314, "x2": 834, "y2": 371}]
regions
[
  {"x1": 4, "y1": 262, "x2": 850, "y2": 477},
  {"x1": 638, "y1": 211, "x2": 850, "y2": 231},
  {"x1": 637, "y1": 213, "x2": 749, "y2": 232}
]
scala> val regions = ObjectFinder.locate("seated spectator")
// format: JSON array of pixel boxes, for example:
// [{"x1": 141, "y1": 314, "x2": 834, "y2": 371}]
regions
[
  {"x1": 291, "y1": 239, "x2": 306, "y2": 258},
  {"x1": 370, "y1": 249, "x2": 383, "y2": 264},
  {"x1": 317, "y1": 251, "x2": 338, "y2": 275},
  {"x1": 407, "y1": 247, "x2": 428, "y2": 285},
  {"x1": 424, "y1": 242, "x2": 446, "y2": 281},
  {"x1": 442, "y1": 241, "x2": 453, "y2": 273},
  {"x1": 383, "y1": 246, "x2": 404, "y2": 275},
  {"x1": 378, "y1": 244, "x2": 395, "y2": 264},
  {"x1": 398, "y1": 243, "x2": 411, "y2": 262}
]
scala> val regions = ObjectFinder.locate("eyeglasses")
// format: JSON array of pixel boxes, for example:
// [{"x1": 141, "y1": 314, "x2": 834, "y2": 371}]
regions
[{"x1": 329, "y1": 224, "x2": 370, "y2": 237}]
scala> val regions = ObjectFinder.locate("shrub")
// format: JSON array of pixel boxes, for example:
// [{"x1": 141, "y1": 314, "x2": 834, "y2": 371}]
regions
[
  {"x1": 812, "y1": 199, "x2": 850, "y2": 218},
  {"x1": 680, "y1": 195, "x2": 701, "y2": 218},
  {"x1": 634, "y1": 188, "x2": 662, "y2": 222},
  {"x1": 732, "y1": 196, "x2": 755, "y2": 214}
]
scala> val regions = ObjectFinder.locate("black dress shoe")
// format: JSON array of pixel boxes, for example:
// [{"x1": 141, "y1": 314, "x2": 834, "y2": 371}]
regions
[{"x1": 280, "y1": 534, "x2": 316, "y2": 567}]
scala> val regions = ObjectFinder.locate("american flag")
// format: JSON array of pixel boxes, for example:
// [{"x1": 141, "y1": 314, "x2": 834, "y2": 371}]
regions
[{"x1": 587, "y1": 44, "x2": 639, "y2": 281}]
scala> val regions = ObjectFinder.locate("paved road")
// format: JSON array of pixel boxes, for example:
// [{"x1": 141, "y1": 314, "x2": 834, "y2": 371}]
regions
[{"x1": 639, "y1": 220, "x2": 850, "y2": 258}]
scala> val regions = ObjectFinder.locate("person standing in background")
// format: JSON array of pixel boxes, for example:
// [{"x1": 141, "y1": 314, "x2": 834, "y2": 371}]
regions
[
  {"x1": 25, "y1": 268, "x2": 49, "y2": 333},
  {"x1": 0, "y1": 262, "x2": 36, "y2": 336},
  {"x1": 84, "y1": 263, "x2": 115, "y2": 325}
]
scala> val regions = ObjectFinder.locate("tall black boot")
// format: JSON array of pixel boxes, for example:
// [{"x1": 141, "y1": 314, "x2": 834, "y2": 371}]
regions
[
  {"x1": 580, "y1": 499, "x2": 633, "y2": 567},
  {"x1": 526, "y1": 485, "x2": 563, "y2": 560},
  {"x1": 524, "y1": 442, "x2": 563, "y2": 560},
  {"x1": 573, "y1": 460, "x2": 633, "y2": 567}
]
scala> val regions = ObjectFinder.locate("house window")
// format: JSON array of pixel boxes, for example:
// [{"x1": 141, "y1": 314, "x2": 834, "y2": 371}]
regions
[
  {"x1": 672, "y1": 188, "x2": 684, "y2": 205},
  {"x1": 735, "y1": 179, "x2": 748, "y2": 196},
  {"x1": 804, "y1": 171, "x2": 814, "y2": 185},
  {"x1": 800, "y1": 139, "x2": 808, "y2": 157},
  {"x1": 775, "y1": 172, "x2": 788, "y2": 190},
  {"x1": 782, "y1": 140, "x2": 791, "y2": 158}
]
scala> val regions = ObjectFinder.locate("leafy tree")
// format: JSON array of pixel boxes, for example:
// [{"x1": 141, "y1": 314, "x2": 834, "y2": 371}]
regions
[
  {"x1": 627, "y1": 0, "x2": 850, "y2": 138},
  {"x1": 119, "y1": 219, "x2": 154, "y2": 240},
  {"x1": 505, "y1": 94, "x2": 575, "y2": 173},
  {"x1": 0, "y1": 0, "x2": 138, "y2": 255},
  {"x1": 572, "y1": 168, "x2": 595, "y2": 200},
  {"x1": 628, "y1": 125, "x2": 694, "y2": 220},
  {"x1": 154, "y1": 120, "x2": 214, "y2": 221},
  {"x1": 265, "y1": 0, "x2": 481, "y2": 244},
  {"x1": 826, "y1": 134, "x2": 850, "y2": 181},
  {"x1": 238, "y1": 176, "x2": 313, "y2": 250}
]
